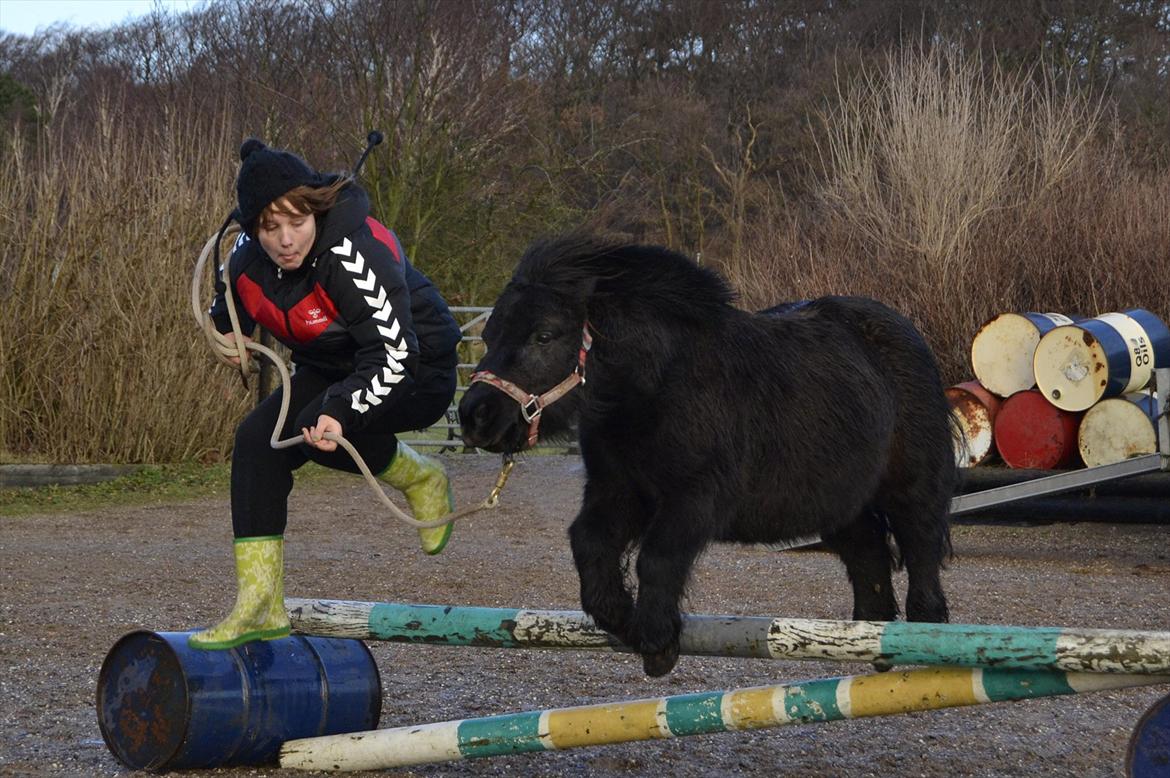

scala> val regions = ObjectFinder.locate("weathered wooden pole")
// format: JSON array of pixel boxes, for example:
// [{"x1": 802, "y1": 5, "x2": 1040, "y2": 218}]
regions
[
  {"x1": 286, "y1": 598, "x2": 1170, "y2": 675},
  {"x1": 279, "y1": 666, "x2": 1170, "y2": 771}
]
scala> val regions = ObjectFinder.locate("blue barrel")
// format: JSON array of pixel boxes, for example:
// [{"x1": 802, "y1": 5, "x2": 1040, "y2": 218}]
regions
[
  {"x1": 1033, "y1": 308, "x2": 1170, "y2": 411},
  {"x1": 1128, "y1": 692, "x2": 1170, "y2": 778},
  {"x1": 96, "y1": 631, "x2": 381, "y2": 770}
]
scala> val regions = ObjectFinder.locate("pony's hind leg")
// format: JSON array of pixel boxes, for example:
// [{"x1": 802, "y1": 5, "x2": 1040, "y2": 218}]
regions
[
  {"x1": 820, "y1": 507, "x2": 899, "y2": 622},
  {"x1": 884, "y1": 495, "x2": 951, "y2": 624}
]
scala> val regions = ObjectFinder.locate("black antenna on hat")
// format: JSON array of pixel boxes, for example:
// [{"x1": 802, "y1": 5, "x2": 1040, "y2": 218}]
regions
[{"x1": 353, "y1": 130, "x2": 384, "y2": 176}]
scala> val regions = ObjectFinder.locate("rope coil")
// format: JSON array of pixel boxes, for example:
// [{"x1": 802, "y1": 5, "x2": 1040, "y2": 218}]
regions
[{"x1": 192, "y1": 223, "x2": 510, "y2": 531}]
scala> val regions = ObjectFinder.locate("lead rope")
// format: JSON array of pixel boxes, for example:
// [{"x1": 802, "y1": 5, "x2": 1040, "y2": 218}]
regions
[{"x1": 191, "y1": 222, "x2": 514, "y2": 531}]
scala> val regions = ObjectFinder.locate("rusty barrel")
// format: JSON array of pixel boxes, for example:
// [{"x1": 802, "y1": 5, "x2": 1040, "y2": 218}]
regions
[
  {"x1": 1077, "y1": 393, "x2": 1159, "y2": 468},
  {"x1": 970, "y1": 312, "x2": 1074, "y2": 398},
  {"x1": 1034, "y1": 309, "x2": 1170, "y2": 412},
  {"x1": 945, "y1": 380, "x2": 1002, "y2": 466},
  {"x1": 96, "y1": 631, "x2": 381, "y2": 770},
  {"x1": 992, "y1": 389, "x2": 1083, "y2": 469}
]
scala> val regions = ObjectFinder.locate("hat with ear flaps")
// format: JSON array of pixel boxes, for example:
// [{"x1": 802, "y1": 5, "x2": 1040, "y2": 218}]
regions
[{"x1": 234, "y1": 138, "x2": 329, "y2": 233}]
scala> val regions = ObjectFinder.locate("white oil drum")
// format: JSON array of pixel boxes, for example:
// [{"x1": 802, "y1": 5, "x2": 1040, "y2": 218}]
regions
[
  {"x1": 1077, "y1": 393, "x2": 1159, "y2": 467},
  {"x1": 970, "y1": 312, "x2": 1074, "y2": 398}
]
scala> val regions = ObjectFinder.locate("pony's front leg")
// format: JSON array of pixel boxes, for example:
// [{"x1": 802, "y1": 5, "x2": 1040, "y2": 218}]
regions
[
  {"x1": 632, "y1": 494, "x2": 712, "y2": 677},
  {"x1": 568, "y1": 483, "x2": 640, "y2": 647}
]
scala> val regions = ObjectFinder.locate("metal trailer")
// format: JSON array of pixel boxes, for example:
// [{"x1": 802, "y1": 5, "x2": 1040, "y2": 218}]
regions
[{"x1": 949, "y1": 366, "x2": 1170, "y2": 517}]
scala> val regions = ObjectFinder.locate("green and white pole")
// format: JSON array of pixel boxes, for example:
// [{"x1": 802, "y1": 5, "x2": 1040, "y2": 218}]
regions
[
  {"x1": 286, "y1": 598, "x2": 1170, "y2": 675},
  {"x1": 280, "y1": 666, "x2": 1170, "y2": 771}
]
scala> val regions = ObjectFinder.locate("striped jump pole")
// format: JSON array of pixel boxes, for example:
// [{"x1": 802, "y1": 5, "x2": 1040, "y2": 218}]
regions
[
  {"x1": 286, "y1": 598, "x2": 1170, "y2": 675},
  {"x1": 280, "y1": 665, "x2": 1170, "y2": 771}
]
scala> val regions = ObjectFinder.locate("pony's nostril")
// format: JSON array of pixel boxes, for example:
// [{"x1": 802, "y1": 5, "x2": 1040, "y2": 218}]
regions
[
  {"x1": 458, "y1": 393, "x2": 494, "y2": 445},
  {"x1": 473, "y1": 401, "x2": 494, "y2": 427}
]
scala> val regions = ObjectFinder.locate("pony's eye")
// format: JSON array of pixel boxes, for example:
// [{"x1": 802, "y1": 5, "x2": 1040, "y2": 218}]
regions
[{"x1": 534, "y1": 331, "x2": 554, "y2": 345}]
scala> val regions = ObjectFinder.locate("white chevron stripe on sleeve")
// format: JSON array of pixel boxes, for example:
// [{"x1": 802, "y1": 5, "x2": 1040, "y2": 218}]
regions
[
  {"x1": 340, "y1": 250, "x2": 365, "y2": 274},
  {"x1": 385, "y1": 338, "x2": 409, "y2": 360},
  {"x1": 363, "y1": 286, "x2": 387, "y2": 309},
  {"x1": 369, "y1": 375, "x2": 391, "y2": 397},
  {"x1": 354, "y1": 268, "x2": 377, "y2": 291},
  {"x1": 372, "y1": 301, "x2": 394, "y2": 322},
  {"x1": 334, "y1": 237, "x2": 415, "y2": 416}
]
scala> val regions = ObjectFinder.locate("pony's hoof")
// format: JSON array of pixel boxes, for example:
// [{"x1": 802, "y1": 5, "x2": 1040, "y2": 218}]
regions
[{"x1": 641, "y1": 645, "x2": 679, "y2": 677}]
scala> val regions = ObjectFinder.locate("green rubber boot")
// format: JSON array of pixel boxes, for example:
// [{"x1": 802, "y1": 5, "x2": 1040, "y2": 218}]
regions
[
  {"x1": 381, "y1": 442, "x2": 455, "y2": 555},
  {"x1": 188, "y1": 535, "x2": 291, "y2": 649}
]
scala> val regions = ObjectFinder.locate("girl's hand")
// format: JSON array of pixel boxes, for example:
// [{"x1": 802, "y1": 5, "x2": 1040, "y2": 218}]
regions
[
  {"x1": 221, "y1": 331, "x2": 254, "y2": 365},
  {"x1": 302, "y1": 415, "x2": 342, "y2": 452}
]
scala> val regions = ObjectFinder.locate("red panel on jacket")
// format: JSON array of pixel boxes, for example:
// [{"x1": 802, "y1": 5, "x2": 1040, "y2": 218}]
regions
[
  {"x1": 366, "y1": 217, "x2": 402, "y2": 263},
  {"x1": 289, "y1": 284, "x2": 340, "y2": 342},
  {"x1": 237, "y1": 274, "x2": 290, "y2": 339}
]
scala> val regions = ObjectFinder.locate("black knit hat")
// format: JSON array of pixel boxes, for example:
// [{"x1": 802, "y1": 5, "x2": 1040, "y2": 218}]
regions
[{"x1": 235, "y1": 138, "x2": 327, "y2": 231}]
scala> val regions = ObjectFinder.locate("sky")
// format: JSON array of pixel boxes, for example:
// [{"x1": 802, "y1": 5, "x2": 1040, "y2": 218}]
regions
[{"x1": 0, "y1": 0, "x2": 204, "y2": 37}]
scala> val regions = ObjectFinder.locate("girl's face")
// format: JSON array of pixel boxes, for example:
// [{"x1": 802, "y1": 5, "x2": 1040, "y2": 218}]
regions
[{"x1": 258, "y1": 200, "x2": 316, "y2": 271}]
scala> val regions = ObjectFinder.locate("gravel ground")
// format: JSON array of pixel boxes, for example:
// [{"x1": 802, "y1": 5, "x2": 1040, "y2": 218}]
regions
[{"x1": 2, "y1": 455, "x2": 1168, "y2": 778}]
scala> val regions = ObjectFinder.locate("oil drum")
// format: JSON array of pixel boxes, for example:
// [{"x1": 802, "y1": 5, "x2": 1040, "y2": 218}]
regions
[
  {"x1": 970, "y1": 312, "x2": 1074, "y2": 398},
  {"x1": 945, "y1": 380, "x2": 1002, "y2": 466},
  {"x1": 992, "y1": 389, "x2": 1082, "y2": 469},
  {"x1": 1077, "y1": 393, "x2": 1159, "y2": 468},
  {"x1": 1033, "y1": 309, "x2": 1170, "y2": 412},
  {"x1": 96, "y1": 630, "x2": 381, "y2": 770},
  {"x1": 1127, "y1": 692, "x2": 1170, "y2": 778}
]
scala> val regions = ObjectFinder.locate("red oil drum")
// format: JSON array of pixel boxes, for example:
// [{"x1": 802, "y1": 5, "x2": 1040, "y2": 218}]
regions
[
  {"x1": 992, "y1": 389, "x2": 1083, "y2": 469},
  {"x1": 970, "y1": 312, "x2": 1074, "y2": 398},
  {"x1": 945, "y1": 380, "x2": 1002, "y2": 466},
  {"x1": 1077, "y1": 393, "x2": 1159, "y2": 468}
]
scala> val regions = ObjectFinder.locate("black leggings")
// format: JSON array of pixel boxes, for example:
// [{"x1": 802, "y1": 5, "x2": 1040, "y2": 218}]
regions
[{"x1": 231, "y1": 366, "x2": 454, "y2": 538}]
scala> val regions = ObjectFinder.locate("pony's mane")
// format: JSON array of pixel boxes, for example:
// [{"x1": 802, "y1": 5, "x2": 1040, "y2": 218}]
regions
[{"x1": 513, "y1": 233, "x2": 737, "y2": 314}]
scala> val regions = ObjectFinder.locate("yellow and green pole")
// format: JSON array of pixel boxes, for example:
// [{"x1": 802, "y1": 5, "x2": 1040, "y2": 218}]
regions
[{"x1": 280, "y1": 665, "x2": 1169, "y2": 771}]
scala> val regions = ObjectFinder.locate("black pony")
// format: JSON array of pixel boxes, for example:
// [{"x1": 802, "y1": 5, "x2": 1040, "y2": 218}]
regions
[{"x1": 459, "y1": 235, "x2": 957, "y2": 677}]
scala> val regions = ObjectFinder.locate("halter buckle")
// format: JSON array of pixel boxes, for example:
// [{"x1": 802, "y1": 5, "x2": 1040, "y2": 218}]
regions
[{"x1": 520, "y1": 396, "x2": 542, "y2": 423}]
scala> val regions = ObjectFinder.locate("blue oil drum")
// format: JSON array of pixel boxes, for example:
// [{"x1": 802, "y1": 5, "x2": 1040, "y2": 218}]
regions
[
  {"x1": 1033, "y1": 308, "x2": 1170, "y2": 412},
  {"x1": 1127, "y1": 692, "x2": 1170, "y2": 778},
  {"x1": 96, "y1": 631, "x2": 381, "y2": 770}
]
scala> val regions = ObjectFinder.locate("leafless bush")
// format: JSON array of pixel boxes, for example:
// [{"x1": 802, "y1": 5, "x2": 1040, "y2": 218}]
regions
[
  {"x1": 0, "y1": 91, "x2": 247, "y2": 462},
  {"x1": 733, "y1": 45, "x2": 1167, "y2": 381}
]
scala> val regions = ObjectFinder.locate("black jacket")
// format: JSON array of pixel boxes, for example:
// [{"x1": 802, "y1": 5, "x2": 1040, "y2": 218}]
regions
[{"x1": 210, "y1": 183, "x2": 460, "y2": 432}]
